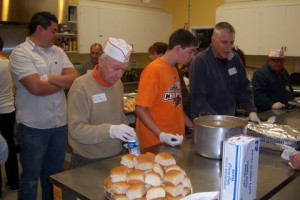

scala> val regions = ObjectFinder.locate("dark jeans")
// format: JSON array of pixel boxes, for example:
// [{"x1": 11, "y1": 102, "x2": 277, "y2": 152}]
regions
[
  {"x1": 0, "y1": 111, "x2": 19, "y2": 193},
  {"x1": 17, "y1": 123, "x2": 67, "y2": 200}
]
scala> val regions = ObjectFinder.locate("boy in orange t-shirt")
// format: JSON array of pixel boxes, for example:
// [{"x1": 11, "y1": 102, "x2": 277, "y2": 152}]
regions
[{"x1": 135, "y1": 29, "x2": 198, "y2": 149}]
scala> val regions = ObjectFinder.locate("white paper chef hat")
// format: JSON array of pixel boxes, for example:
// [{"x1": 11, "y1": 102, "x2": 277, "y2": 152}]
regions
[
  {"x1": 103, "y1": 37, "x2": 132, "y2": 63},
  {"x1": 268, "y1": 49, "x2": 284, "y2": 58}
]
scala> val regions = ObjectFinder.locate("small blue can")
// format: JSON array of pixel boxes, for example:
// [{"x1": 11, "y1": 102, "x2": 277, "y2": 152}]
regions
[{"x1": 128, "y1": 139, "x2": 141, "y2": 155}]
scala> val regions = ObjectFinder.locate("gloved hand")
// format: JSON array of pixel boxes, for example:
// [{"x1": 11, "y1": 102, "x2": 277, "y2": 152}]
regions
[
  {"x1": 109, "y1": 124, "x2": 136, "y2": 142},
  {"x1": 249, "y1": 112, "x2": 261, "y2": 123},
  {"x1": 159, "y1": 132, "x2": 183, "y2": 146},
  {"x1": 272, "y1": 102, "x2": 285, "y2": 109},
  {"x1": 293, "y1": 97, "x2": 300, "y2": 103}
]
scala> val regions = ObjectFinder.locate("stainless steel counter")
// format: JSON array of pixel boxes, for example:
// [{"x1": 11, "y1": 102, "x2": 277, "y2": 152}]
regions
[{"x1": 50, "y1": 108, "x2": 300, "y2": 200}]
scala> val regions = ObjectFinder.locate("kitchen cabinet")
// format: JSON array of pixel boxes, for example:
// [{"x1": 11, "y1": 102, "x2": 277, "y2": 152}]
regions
[
  {"x1": 260, "y1": 4, "x2": 300, "y2": 56},
  {"x1": 216, "y1": 1, "x2": 300, "y2": 56},
  {"x1": 216, "y1": 5, "x2": 260, "y2": 55},
  {"x1": 77, "y1": 1, "x2": 172, "y2": 53}
]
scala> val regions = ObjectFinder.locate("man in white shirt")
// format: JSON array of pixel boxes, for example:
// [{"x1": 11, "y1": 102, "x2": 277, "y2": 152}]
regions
[{"x1": 9, "y1": 12, "x2": 78, "y2": 200}]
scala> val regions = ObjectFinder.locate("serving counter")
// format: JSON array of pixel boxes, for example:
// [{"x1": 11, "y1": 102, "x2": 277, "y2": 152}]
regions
[{"x1": 50, "y1": 108, "x2": 300, "y2": 200}]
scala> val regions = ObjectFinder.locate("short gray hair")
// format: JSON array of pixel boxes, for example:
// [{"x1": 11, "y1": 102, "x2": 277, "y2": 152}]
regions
[{"x1": 213, "y1": 22, "x2": 235, "y2": 38}]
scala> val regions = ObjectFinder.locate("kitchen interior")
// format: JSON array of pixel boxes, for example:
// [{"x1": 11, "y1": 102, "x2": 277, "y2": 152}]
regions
[{"x1": 1, "y1": 0, "x2": 300, "y2": 199}]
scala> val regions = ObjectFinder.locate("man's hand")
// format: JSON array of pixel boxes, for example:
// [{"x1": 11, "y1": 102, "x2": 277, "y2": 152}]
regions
[
  {"x1": 249, "y1": 112, "x2": 261, "y2": 123},
  {"x1": 272, "y1": 102, "x2": 285, "y2": 109}
]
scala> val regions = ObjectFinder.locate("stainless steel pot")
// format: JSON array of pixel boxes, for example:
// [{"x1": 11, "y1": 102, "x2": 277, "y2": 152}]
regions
[{"x1": 193, "y1": 115, "x2": 248, "y2": 159}]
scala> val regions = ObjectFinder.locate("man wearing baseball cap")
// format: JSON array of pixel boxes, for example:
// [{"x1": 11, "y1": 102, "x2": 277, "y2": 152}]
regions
[
  {"x1": 252, "y1": 49, "x2": 295, "y2": 112},
  {"x1": 67, "y1": 37, "x2": 136, "y2": 168}
]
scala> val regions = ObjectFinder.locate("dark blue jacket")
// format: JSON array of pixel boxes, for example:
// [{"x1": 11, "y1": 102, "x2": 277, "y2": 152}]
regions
[
  {"x1": 189, "y1": 45, "x2": 256, "y2": 119},
  {"x1": 252, "y1": 64, "x2": 294, "y2": 113}
]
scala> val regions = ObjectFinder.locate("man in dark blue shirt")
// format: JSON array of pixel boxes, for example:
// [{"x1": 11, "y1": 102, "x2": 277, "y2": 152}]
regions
[
  {"x1": 189, "y1": 22, "x2": 259, "y2": 121},
  {"x1": 252, "y1": 49, "x2": 294, "y2": 113}
]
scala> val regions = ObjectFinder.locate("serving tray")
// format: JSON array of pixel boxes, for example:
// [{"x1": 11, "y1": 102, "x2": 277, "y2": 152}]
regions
[{"x1": 247, "y1": 122, "x2": 300, "y2": 150}]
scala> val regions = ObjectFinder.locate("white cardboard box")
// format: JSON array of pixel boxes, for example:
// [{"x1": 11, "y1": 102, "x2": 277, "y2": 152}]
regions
[{"x1": 220, "y1": 135, "x2": 260, "y2": 200}]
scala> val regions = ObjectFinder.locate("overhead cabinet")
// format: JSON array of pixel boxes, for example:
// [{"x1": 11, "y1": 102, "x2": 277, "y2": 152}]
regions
[
  {"x1": 216, "y1": 0, "x2": 300, "y2": 56},
  {"x1": 77, "y1": 1, "x2": 172, "y2": 53}
]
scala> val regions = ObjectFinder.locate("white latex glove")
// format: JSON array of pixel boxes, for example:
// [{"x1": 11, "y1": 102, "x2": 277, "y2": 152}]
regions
[
  {"x1": 272, "y1": 102, "x2": 285, "y2": 109},
  {"x1": 109, "y1": 124, "x2": 136, "y2": 142},
  {"x1": 159, "y1": 132, "x2": 183, "y2": 146},
  {"x1": 293, "y1": 97, "x2": 300, "y2": 103},
  {"x1": 249, "y1": 112, "x2": 261, "y2": 123}
]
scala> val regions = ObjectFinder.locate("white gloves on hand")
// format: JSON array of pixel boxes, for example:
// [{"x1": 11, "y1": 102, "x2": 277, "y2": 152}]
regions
[
  {"x1": 293, "y1": 97, "x2": 300, "y2": 103},
  {"x1": 272, "y1": 102, "x2": 285, "y2": 109},
  {"x1": 249, "y1": 112, "x2": 261, "y2": 123},
  {"x1": 159, "y1": 132, "x2": 183, "y2": 146},
  {"x1": 109, "y1": 124, "x2": 136, "y2": 142}
]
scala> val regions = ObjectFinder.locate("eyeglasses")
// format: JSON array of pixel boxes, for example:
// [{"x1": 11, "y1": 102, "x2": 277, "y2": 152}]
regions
[{"x1": 270, "y1": 58, "x2": 285, "y2": 63}]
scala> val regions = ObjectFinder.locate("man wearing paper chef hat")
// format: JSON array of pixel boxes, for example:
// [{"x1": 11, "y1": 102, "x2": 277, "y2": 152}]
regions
[
  {"x1": 67, "y1": 37, "x2": 137, "y2": 167},
  {"x1": 252, "y1": 48, "x2": 295, "y2": 112}
]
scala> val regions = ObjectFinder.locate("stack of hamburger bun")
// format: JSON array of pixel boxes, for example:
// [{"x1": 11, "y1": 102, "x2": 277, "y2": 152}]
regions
[{"x1": 104, "y1": 152, "x2": 192, "y2": 200}]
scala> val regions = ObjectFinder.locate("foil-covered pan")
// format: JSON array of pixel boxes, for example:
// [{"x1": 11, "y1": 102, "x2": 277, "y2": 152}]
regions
[{"x1": 247, "y1": 122, "x2": 300, "y2": 150}]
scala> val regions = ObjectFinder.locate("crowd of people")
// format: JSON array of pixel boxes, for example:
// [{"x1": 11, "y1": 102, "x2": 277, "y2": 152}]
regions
[{"x1": 0, "y1": 11, "x2": 300, "y2": 200}]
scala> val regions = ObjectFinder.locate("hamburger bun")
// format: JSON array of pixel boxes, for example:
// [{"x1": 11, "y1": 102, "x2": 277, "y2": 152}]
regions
[
  {"x1": 110, "y1": 165, "x2": 130, "y2": 183},
  {"x1": 126, "y1": 183, "x2": 146, "y2": 199},
  {"x1": 126, "y1": 169, "x2": 145, "y2": 184},
  {"x1": 134, "y1": 154, "x2": 153, "y2": 170},
  {"x1": 155, "y1": 152, "x2": 176, "y2": 167},
  {"x1": 111, "y1": 182, "x2": 130, "y2": 195},
  {"x1": 182, "y1": 176, "x2": 192, "y2": 190},
  {"x1": 165, "y1": 183, "x2": 184, "y2": 197},
  {"x1": 165, "y1": 165, "x2": 186, "y2": 175},
  {"x1": 121, "y1": 154, "x2": 135, "y2": 168},
  {"x1": 104, "y1": 177, "x2": 112, "y2": 192},
  {"x1": 146, "y1": 186, "x2": 166, "y2": 200},
  {"x1": 163, "y1": 170, "x2": 184, "y2": 186},
  {"x1": 153, "y1": 162, "x2": 164, "y2": 178},
  {"x1": 181, "y1": 187, "x2": 192, "y2": 197},
  {"x1": 145, "y1": 171, "x2": 162, "y2": 186},
  {"x1": 145, "y1": 152, "x2": 156, "y2": 162}
]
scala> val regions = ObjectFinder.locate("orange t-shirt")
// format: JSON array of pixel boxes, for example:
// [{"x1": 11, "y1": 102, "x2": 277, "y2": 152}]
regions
[{"x1": 135, "y1": 58, "x2": 185, "y2": 149}]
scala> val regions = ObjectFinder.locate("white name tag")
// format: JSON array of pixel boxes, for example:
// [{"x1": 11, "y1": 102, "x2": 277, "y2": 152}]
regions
[
  {"x1": 228, "y1": 67, "x2": 237, "y2": 76},
  {"x1": 92, "y1": 93, "x2": 107, "y2": 104}
]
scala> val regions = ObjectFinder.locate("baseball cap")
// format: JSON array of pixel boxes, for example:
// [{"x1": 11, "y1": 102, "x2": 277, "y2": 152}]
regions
[
  {"x1": 103, "y1": 37, "x2": 132, "y2": 63},
  {"x1": 268, "y1": 49, "x2": 284, "y2": 58}
]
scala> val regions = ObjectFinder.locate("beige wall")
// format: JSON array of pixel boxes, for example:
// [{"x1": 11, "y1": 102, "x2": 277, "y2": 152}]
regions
[
  {"x1": 163, "y1": 0, "x2": 223, "y2": 30},
  {"x1": 68, "y1": 0, "x2": 299, "y2": 73}
]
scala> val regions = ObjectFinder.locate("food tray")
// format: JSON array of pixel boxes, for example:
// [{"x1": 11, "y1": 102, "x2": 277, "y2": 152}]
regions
[{"x1": 247, "y1": 122, "x2": 300, "y2": 150}]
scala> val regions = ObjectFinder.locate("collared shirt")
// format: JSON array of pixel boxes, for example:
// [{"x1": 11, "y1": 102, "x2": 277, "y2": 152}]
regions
[{"x1": 9, "y1": 37, "x2": 74, "y2": 129}]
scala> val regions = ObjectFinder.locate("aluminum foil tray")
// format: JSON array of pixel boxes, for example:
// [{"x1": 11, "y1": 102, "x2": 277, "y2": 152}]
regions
[{"x1": 247, "y1": 122, "x2": 300, "y2": 149}]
